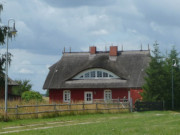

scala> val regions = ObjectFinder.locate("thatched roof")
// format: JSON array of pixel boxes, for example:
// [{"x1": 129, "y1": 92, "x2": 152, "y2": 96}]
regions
[
  {"x1": 43, "y1": 50, "x2": 151, "y2": 89},
  {"x1": 8, "y1": 77, "x2": 19, "y2": 86},
  {"x1": 0, "y1": 73, "x2": 18, "y2": 86}
]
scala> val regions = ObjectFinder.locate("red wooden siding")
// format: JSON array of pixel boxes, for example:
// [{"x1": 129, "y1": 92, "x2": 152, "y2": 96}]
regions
[
  {"x1": 49, "y1": 88, "x2": 129, "y2": 103},
  {"x1": 0, "y1": 86, "x2": 13, "y2": 99},
  {"x1": 130, "y1": 89, "x2": 143, "y2": 105},
  {"x1": 49, "y1": 89, "x2": 63, "y2": 103}
]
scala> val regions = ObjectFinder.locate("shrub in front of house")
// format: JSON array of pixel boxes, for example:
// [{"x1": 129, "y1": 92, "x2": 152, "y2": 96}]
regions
[{"x1": 22, "y1": 91, "x2": 42, "y2": 102}]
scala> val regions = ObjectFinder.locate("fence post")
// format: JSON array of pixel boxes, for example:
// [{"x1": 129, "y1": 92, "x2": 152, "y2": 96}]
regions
[
  {"x1": 83, "y1": 102, "x2": 85, "y2": 111},
  {"x1": 129, "y1": 98, "x2": 133, "y2": 112},
  {"x1": 107, "y1": 102, "x2": 110, "y2": 113},
  {"x1": 54, "y1": 104, "x2": 56, "y2": 112},
  {"x1": 118, "y1": 102, "x2": 120, "y2": 112},
  {"x1": 35, "y1": 104, "x2": 39, "y2": 118},
  {"x1": 16, "y1": 105, "x2": 19, "y2": 119},
  {"x1": 163, "y1": 100, "x2": 165, "y2": 110},
  {"x1": 96, "y1": 103, "x2": 98, "y2": 111},
  {"x1": 69, "y1": 103, "x2": 71, "y2": 111}
]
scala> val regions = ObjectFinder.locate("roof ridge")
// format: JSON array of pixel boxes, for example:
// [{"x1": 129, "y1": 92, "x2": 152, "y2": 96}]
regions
[{"x1": 63, "y1": 49, "x2": 150, "y2": 54}]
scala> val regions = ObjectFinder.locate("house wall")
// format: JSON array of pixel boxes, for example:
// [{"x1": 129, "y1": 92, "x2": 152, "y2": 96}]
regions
[
  {"x1": 49, "y1": 89, "x2": 63, "y2": 102},
  {"x1": 49, "y1": 88, "x2": 128, "y2": 103},
  {"x1": 0, "y1": 87, "x2": 4, "y2": 99},
  {"x1": 0, "y1": 86, "x2": 13, "y2": 99},
  {"x1": 130, "y1": 88, "x2": 143, "y2": 105}
]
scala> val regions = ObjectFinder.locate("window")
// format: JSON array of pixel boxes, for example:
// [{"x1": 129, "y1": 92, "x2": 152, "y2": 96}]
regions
[
  {"x1": 84, "y1": 92, "x2": 93, "y2": 103},
  {"x1": 63, "y1": 90, "x2": 71, "y2": 103},
  {"x1": 104, "y1": 90, "x2": 112, "y2": 101},
  {"x1": 85, "y1": 72, "x2": 89, "y2": 78},
  {"x1": 73, "y1": 68, "x2": 120, "y2": 79},
  {"x1": 97, "y1": 71, "x2": 102, "y2": 77},
  {"x1": 103, "y1": 72, "x2": 108, "y2": 77},
  {"x1": 90, "y1": 71, "x2": 95, "y2": 78}
]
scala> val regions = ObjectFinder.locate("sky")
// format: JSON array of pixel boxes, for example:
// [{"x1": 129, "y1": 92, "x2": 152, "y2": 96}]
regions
[{"x1": 0, "y1": 0, "x2": 180, "y2": 94}]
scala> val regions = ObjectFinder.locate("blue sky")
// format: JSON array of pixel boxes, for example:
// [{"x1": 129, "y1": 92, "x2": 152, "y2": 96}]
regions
[{"x1": 0, "y1": 0, "x2": 180, "y2": 94}]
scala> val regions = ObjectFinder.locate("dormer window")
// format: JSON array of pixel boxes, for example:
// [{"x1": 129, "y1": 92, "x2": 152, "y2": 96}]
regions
[
  {"x1": 97, "y1": 71, "x2": 102, "y2": 77},
  {"x1": 90, "y1": 71, "x2": 95, "y2": 77},
  {"x1": 103, "y1": 72, "x2": 108, "y2": 77},
  {"x1": 73, "y1": 68, "x2": 120, "y2": 80},
  {"x1": 85, "y1": 72, "x2": 89, "y2": 78}
]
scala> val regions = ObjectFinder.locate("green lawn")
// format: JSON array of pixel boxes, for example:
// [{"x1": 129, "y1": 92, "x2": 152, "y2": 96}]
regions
[{"x1": 0, "y1": 111, "x2": 180, "y2": 135}]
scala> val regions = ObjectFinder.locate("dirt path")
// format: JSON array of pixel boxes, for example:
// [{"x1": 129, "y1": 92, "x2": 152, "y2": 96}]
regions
[
  {"x1": 0, "y1": 121, "x2": 100, "y2": 134},
  {"x1": 0, "y1": 117, "x2": 120, "y2": 134}
]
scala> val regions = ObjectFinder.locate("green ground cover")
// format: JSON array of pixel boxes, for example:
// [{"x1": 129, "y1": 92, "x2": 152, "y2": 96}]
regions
[{"x1": 0, "y1": 111, "x2": 180, "y2": 135}]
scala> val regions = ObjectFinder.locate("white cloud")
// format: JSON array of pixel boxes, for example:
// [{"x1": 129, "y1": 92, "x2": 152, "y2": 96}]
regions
[
  {"x1": 91, "y1": 29, "x2": 108, "y2": 35},
  {"x1": 1, "y1": 0, "x2": 180, "y2": 93},
  {"x1": 150, "y1": 22, "x2": 163, "y2": 34},
  {"x1": 0, "y1": 48, "x2": 60, "y2": 94},
  {"x1": 20, "y1": 60, "x2": 31, "y2": 65},
  {"x1": 19, "y1": 68, "x2": 33, "y2": 74}
]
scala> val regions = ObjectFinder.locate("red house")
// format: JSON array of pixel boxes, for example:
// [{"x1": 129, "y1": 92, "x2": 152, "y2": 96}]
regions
[
  {"x1": 0, "y1": 77, "x2": 19, "y2": 100},
  {"x1": 43, "y1": 46, "x2": 150, "y2": 104}
]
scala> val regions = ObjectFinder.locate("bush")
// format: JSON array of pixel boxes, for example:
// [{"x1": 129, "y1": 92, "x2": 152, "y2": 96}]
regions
[{"x1": 22, "y1": 91, "x2": 42, "y2": 102}]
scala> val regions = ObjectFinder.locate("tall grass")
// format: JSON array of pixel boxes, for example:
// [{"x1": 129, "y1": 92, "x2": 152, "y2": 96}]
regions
[{"x1": 0, "y1": 99, "x2": 129, "y2": 121}]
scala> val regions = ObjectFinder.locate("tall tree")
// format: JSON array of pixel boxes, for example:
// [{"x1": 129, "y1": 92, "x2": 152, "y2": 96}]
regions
[
  {"x1": 0, "y1": 4, "x2": 14, "y2": 88},
  {"x1": 142, "y1": 42, "x2": 166, "y2": 101},
  {"x1": 0, "y1": 4, "x2": 5, "y2": 88},
  {"x1": 164, "y1": 46, "x2": 180, "y2": 108},
  {"x1": 12, "y1": 80, "x2": 32, "y2": 96},
  {"x1": 142, "y1": 43, "x2": 180, "y2": 109},
  {"x1": 0, "y1": 4, "x2": 5, "y2": 44},
  {"x1": 0, "y1": 54, "x2": 5, "y2": 87}
]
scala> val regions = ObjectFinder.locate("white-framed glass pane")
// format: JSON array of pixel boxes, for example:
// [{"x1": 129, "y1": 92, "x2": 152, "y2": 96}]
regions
[
  {"x1": 97, "y1": 71, "x2": 102, "y2": 77},
  {"x1": 104, "y1": 90, "x2": 112, "y2": 100},
  {"x1": 103, "y1": 72, "x2": 108, "y2": 77},
  {"x1": 85, "y1": 72, "x2": 89, "y2": 78},
  {"x1": 90, "y1": 71, "x2": 95, "y2": 78},
  {"x1": 63, "y1": 90, "x2": 71, "y2": 102},
  {"x1": 84, "y1": 92, "x2": 93, "y2": 103}
]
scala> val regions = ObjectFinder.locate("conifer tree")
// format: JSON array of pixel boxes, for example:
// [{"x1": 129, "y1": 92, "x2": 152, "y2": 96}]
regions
[
  {"x1": 164, "y1": 46, "x2": 180, "y2": 109},
  {"x1": 142, "y1": 42, "x2": 167, "y2": 101},
  {"x1": 142, "y1": 43, "x2": 180, "y2": 109}
]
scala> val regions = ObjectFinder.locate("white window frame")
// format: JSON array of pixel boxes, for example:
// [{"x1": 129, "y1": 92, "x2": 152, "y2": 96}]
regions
[
  {"x1": 84, "y1": 91, "x2": 93, "y2": 103},
  {"x1": 104, "y1": 90, "x2": 112, "y2": 101},
  {"x1": 73, "y1": 68, "x2": 120, "y2": 79},
  {"x1": 63, "y1": 90, "x2": 71, "y2": 103}
]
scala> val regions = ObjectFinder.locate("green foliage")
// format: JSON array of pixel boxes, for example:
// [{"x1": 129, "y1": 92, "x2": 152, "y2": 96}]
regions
[
  {"x1": 21, "y1": 91, "x2": 42, "y2": 102},
  {"x1": 12, "y1": 80, "x2": 32, "y2": 96},
  {"x1": 0, "y1": 4, "x2": 13, "y2": 86},
  {"x1": 142, "y1": 42, "x2": 180, "y2": 109},
  {"x1": 0, "y1": 4, "x2": 6, "y2": 45},
  {"x1": 0, "y1": 52, "x2": 5, "y2": 88},
  {"x1": 45, "y1": 89, "x2": 49, "y2": 97},
  {"x1": 142, "y1": 42, "x2": 166, "y2": 101}
]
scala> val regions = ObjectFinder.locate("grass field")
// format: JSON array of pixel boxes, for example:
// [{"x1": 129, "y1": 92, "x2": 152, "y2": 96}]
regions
[{"x1": 0, "y1": 111, "x2": 180, "y2": 135}]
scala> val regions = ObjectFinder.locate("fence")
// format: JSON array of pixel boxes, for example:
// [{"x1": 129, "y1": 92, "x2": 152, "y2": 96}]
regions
[
  {"x1": 135, "y1": 101, "x2": 164, "y2": 111},
  {"x1": 93, "y1": 98, "x2": 128, "y2": 103},
  {"x1": 0, "y1": 100, "x2": 133, "y2": 119}
]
